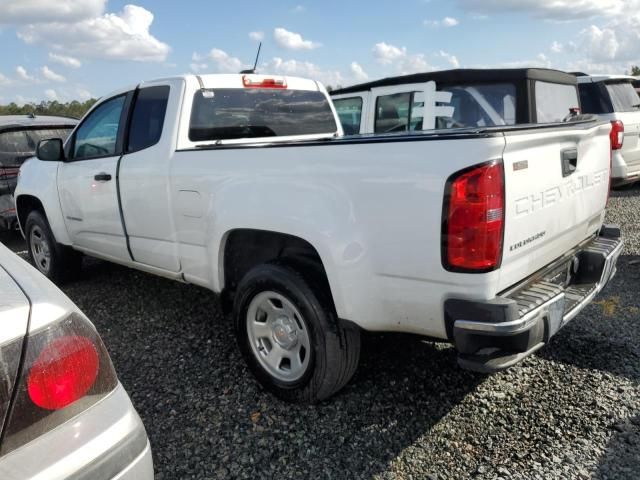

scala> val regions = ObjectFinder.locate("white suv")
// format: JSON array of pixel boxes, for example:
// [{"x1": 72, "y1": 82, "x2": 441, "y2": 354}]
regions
[{"x1": 577, "y1": 74, "x2": 640, "y2": 186}]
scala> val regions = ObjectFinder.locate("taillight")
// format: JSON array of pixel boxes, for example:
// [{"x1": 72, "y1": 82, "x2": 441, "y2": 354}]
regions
[
  {"x1": 442, "y1": 162, "x2": 505, "y2": 272},
  {"x1": 610, "y1": 120, "x2": 624, "y2": 150},
  {"x1": 242, "y1": 75, "x2": 287, "y2": 89},
  {"x1": 0, "y1": 314, "x2": 117, "y2": 455},
  {"x1": 27, "y1": 336, "x2": 99, "y2": 410}
]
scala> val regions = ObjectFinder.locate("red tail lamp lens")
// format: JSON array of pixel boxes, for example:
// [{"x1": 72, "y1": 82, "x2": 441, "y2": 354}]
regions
[
  {"x1": 610, "y1": 120, "x2": 624, "y2": 150},
  {"x1": 445, "y1": 162, "x2": 504, "y2": 271},
  {"x1": 27, "y1": 336, "x2": 99, "y2": 410}
]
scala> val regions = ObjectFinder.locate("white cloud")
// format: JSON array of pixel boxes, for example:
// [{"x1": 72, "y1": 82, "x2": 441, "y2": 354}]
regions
[
  {"x1": 439, "y1": 51, "x2": 460, "y2": 68},
  {"x1": 292, "y1": 5, "x2": 305, "y2": 13},
  {"x1": 76, "y1": 88, "x2": 93, "y2": 101},
  {"x1": 48, "y1": 52, "x2": 81, "y2": 68},
  {"x1": 44, "y1": 88, "x2": 58, "y2": 100},
  {"x1": 208, "y1": 48, "x2": 247, "y2": 73},
  {"x1": 550, "y1": 41, "x2": 564, "y2": 54},
  {"x1": 456, "y1": 0, "x2": 628, "y2": 21},
  {"x1": 16, "y1": 66, "x2": 36, "y2": 82},
  {"x1": 249, "y1": 31, "x2": 264, "y2": 41},
  {"x1": 262, "y1": 57, "x2": 345, "y2": 86},
  {"x1": 350, "y1": 62, "x2": 368, "y2": 81},
  {"x1": 372, "y1": 42, "x2": 431, "y2": 74},
  {"x1": 372, "y1": 42, "x2": 407, "y2": 64},
  {"x1": 190, "y1": 62, "x2": 208, "y2": 73},
  {"x1": 0, "y1": 0, "x2": 106, "y2": 24},
  {"x1": 41, "y1": 66, "x2": 66, "y2": 82},
  {"x1": 0, "y1": 73, "x2": 11, "y2": 86},
  {"x1": 273, "y1": 27, "x2": 321, "y2": 50},
  {"x1": 17, "y1": 5, "x2": 170, "y2": 62},
  {"x1": 425, "y1": 16, "x2": 460, "y2": 27}
]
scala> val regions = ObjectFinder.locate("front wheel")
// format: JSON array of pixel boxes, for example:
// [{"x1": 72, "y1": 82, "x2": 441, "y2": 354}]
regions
[
  {"x1": 233, "y1": 263, "x2": 360, "y2": 403},
  {"x1": 25, "y1": 210, "x2": 81, "y2": 283}
]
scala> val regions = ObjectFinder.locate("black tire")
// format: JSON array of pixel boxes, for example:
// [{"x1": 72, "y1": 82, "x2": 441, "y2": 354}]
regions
[
  {"x1": 233, "y1": 262, "x2": 360, "y2": 403},
  {"x1": 25, "y1": 210, "x2": 82, "y2": 283}
]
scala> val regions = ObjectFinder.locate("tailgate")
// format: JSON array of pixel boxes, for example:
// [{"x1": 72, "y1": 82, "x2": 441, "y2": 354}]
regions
[{"x1": 498, "y1": 121, "x2": 611, "y2": 291}]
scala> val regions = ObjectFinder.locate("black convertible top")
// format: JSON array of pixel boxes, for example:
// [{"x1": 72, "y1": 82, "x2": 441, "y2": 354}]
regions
[{"x1": 331, "y1": 68, "x2": 577, "y2": 96}]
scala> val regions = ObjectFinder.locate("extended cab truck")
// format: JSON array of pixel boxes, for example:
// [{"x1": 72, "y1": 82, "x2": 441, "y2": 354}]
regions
[
  {"x1": 16, "y1": 73, "x2": 622, "y2": 402},
  {"x1": 330, "y1": 68, "x2": 581, "y2": 135}
]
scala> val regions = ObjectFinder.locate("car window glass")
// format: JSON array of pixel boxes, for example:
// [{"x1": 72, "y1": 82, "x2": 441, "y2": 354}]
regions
[
  {"x1": 437, "y1": 84, "x2": 516, "y2": 127},
  {"x1": 0, "y1": 131, "x2": 32, "y2": 166},
  {"x1": 374, "y1": 92, "x2": 411, "y2": 133},
  {"x1": 333, "y1": 97, "x2": 363, "y2": 135},
  {"x1": 73, "y1": 95, "x2": 126, "y2": 159},
  {"x1": 189, "y1": 89, "x2": 337, "y2": 142},
  {"x1": 127, "y1": 86, "x2": 170, "y2": 152},
  {"x1": 605, "y1": 82, "x2": 640, "y2": 112},
  {"x1": 535, "y1": 81, "x2": 580, "y2": 123},
  {"x1": 579, "y1": 83, "x2": 612, "y2": 114}
]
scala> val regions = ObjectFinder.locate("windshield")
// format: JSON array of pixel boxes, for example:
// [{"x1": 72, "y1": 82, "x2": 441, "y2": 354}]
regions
[
  {"x1": 189, "y1": 89, "x2": 337, "y2": 142},
  {"x1": 605, "y1": 81, "x2": 640, "y2": 112}
]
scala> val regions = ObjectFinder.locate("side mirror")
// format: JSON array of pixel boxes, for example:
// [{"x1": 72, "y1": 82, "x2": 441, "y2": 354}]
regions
[{"x1": 36, "y1": 138, "x2": 65, "y2": 162}]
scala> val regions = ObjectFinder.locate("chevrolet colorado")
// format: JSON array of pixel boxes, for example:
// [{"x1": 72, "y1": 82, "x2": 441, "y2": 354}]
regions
[{"x1": 15, "y1": 73, "x2": 622, "y2": 402}]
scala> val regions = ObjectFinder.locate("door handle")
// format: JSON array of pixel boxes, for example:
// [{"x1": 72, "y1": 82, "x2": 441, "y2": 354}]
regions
[
  {"x1": 94, "y1": 172, "x2": 112, "y2": 182},
  {"x1": 560, "y1": 148, "x2": 578, "y2": 177}
]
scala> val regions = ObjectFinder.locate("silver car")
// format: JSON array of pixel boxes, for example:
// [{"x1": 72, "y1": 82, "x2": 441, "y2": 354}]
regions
[{"x1": 0, "y1": 242, "x2": 153, "y2": 479}]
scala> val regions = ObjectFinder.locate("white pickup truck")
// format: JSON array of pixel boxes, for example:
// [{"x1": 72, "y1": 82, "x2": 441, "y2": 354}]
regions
[{"x1": 15, "y1": 73, "x2": 622, "y2": 402}]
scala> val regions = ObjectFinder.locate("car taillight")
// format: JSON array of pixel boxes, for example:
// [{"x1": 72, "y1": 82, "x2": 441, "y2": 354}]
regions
[
  {"x1": 0, "y1": 313, "x2": 117, "y2": 455},
  {"x1": 610, "y1": 120, "x2": 624, "y2": 150},
  {"x1": 242, "y1": 75, "x2": 287, "y2": 89},
  {"x1": 442, "y1": 162, "x2": 504, "y2": 272},
  {"x1": 27, "y1": 336, "x2": 99, "y2": 411}
]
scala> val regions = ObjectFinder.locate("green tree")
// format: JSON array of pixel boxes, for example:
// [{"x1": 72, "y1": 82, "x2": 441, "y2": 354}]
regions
[
  {"x1": 629, "y1": 65, "x2": 640, "y2": 76},
  {"x1": 0, "y1": 98, "x2": 98, "y2": 119}
]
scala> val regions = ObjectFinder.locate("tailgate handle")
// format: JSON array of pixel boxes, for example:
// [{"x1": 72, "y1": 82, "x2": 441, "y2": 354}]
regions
[{"x1": 561, "y1": 148, "x2": 578, "y2": 177}]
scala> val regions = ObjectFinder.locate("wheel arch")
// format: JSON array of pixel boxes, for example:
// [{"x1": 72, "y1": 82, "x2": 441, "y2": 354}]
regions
[{"x1": 219, "y1": 228, "x2": 343, "y2": 317}]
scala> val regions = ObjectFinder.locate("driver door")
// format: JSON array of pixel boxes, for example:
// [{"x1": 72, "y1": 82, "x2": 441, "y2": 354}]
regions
[{"x1": 59, "y1": 92, "x2": 132, "y2": 261}]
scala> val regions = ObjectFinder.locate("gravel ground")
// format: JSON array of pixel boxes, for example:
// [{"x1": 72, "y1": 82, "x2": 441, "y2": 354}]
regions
[{"x1": 2, "y1": 185, "x2": 639, "y2": 479}]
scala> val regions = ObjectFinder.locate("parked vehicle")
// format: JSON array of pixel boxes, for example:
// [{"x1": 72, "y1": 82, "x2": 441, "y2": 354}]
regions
[
  {"x1": 15, "y1": 73, "x2": 622, "y2": 402},
  {"x1": 0, "y1": 243, "x2": 153, "y2": 479},
  {"x1": 330, "y1": 68, "x2": 581, "y2": 135},
  {"x1": 576, "y1": 74, "x2": 640, "y2": 186},
  {"x1": 0, "y1": 115, "x2": 77, "y2": 231}
]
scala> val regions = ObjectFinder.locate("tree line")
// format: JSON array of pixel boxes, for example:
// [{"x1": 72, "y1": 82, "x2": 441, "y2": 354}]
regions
[{"x1": 0, "y1": 99, "x2": 98, "y2": 119}]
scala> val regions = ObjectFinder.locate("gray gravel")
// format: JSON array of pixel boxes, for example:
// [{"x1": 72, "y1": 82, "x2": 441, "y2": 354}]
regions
[{"x1": 2, "y1": 184, "x2": 639, "y2": 479}]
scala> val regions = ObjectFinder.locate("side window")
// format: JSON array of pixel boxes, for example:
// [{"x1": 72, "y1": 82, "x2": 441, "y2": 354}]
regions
[
  {"x1": 333, "y1": 97, "x2": 363, "y2": 135},
  {"x1": 374, "y1": 93, "x2": 411, "y2": 133},
  {"x1": 73, "y1": 95, "x2": 126, "y2": 160},
  {"x1": 127, "y1": 86, "x2": 170, "y2": 153},
  {"x1": 534, "y1": 81, "x2": 580, "y2": 123}
]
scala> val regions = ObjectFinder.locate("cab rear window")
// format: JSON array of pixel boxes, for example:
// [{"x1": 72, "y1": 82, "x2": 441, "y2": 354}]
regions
[{"x1": 189, "y1": 89, "x2": 337, "y2": 142}]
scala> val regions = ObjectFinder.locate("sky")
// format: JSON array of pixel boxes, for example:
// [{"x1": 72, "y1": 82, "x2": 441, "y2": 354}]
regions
[{"x1": 0, "y1": 0, "x2": 639, "y2": 104}]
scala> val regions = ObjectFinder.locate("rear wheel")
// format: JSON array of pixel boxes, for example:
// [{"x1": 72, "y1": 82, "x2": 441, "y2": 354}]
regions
[
  {"x1": 25, "y1": 210, "x2": 81, "y2": 283},
  {"x1": 233, "y1": 262, "x2": 360, "y2": 403}
]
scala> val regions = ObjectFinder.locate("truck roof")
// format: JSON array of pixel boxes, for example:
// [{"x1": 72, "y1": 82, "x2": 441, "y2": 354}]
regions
[
  {"x1": 0, "y1": 115, "x2": 78, "y2": 131},
  {"x1": 330, "y1": 68, "x2": 578, "y2": 96},
  {"x1": 576, "y1": 74, "x2": 636, "y2": 84}
]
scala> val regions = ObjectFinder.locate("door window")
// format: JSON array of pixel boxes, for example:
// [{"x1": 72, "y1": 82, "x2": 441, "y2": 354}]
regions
[
  {"x1": 127, "y1": 86, "x2": 170, "y2": 152},
  {"x1": 73, "y1": 95, "x2": 126, "y2": 160},
  {"x1": 333, "y1": 97, "x2": 363, "y2": 135}
]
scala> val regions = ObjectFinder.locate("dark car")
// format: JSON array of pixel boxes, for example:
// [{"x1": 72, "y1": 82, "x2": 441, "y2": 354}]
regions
[{"x1": 0, "y1": 115, "x2": 77, "y2": 230}]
